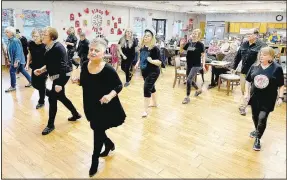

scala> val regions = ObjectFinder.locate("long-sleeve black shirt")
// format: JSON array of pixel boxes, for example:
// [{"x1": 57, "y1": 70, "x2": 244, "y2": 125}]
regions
[
  {"x1": 66, "y1": 34, "x2": 78, "y2": 50},
  {"x1": 233, "y1": 39, "x2": 267, "y2": 74},
  {"x1": 77, "y1": 39, "x2": 90, "y2": 63},
  {"x1": 44, "y1": 42, "x2": 73, "y2": 86}
]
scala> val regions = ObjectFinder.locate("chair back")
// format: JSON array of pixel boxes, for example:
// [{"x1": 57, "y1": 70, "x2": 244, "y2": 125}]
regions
[{"x1": 216, "y1": 52, "x2": 225, "y2": 61}]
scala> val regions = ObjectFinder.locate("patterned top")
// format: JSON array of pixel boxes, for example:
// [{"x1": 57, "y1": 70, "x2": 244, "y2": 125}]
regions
[{"x1": 222, "y1": 51, "x2": 237, "y2": 69}]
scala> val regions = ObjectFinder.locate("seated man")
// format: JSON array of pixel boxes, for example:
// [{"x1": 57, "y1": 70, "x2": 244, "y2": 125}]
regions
[
  {"x1": 268, "y1": 30, "x2": 281, "y2": 43},
  {"x1": 208, "y1": 43, "x2": 238, "y2": 89}
]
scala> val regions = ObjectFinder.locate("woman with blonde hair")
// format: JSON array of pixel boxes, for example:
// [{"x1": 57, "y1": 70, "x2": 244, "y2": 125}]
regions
[
  {"x1": 182, "y1": 29, "x2": 206, "y2": 104},
  {"x1": 135, "y1": 28, "x2": 162, "y2": 117},
  {"x1": 26, "y1": 28, "x2": 47, "y2": 109},
  {"x1": 118, "y1": 28, "x2": 138, "y2": 87},
  {"x1": 65, "y1": 27, "x2": 79, "y2": 68},
  {"x1": 245, "y1": 46, "x2": 284, "y2": 151}
]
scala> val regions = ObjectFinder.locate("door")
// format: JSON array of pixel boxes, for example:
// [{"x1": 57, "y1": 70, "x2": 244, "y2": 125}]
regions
[
  {"x1": 205, "y1": 25, "x2": 215, "y2": 45},
  {"x1": 152, "y1": 19, "x2": 166, "y2": 40},
  {"x1": 214, "y1": 26, "x2": 225, "y2": 40}
]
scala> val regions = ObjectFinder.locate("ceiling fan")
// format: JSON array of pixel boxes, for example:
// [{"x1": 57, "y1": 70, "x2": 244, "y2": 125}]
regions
[{"x1": 195, "y1": 1, "x2": 209, "y2": 7}]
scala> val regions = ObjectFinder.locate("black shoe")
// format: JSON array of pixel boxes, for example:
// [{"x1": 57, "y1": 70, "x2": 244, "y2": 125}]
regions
[
  {"x1": 250, "y1": 131, "x2": 256, "y2": 138},
  {"x1": 25, "y1": 83, "x2": 32, "y2": 87},
  {"x1": 194, "y1": 90, "x2": 202, "y2": 97},
  {"x1": 99, "y1": 139, "x2": 115, "y2": 157},
  {"x1": 89, "y1": 156, "x2": 99, "y2": 177},
  {"x1": 42, "y1": 126, "x2": 55, "y2": 135},
  {"x1": 253, "y1": 138, "x2": 261, "y2": 151},
  {"x1": 36, "y1": 103, "x2": 45, "y2": 109},
  {"x1": 208, "y1": 84, "x2": 216, "y2": 89},
  {"x1": 124, "y1": 82, "x2": 130, "y2": 87},
  {"x1": 68, "y1": 113, "x2": 82, "y2": 121}
]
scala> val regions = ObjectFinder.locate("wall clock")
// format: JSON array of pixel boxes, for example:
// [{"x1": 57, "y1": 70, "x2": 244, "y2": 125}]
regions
[
  {"x1": 276, "y1": 15, "x2": 283, "y2": 22},
  {"x1": 91, "y1": 13, "x2": 103, "y2": 27}
]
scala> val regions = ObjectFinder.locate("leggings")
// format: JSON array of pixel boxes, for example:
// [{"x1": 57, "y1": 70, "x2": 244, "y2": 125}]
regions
[
  {"x1": 186, "y1": 66, "x2": 201, "y2": 96},
  {"x1": 46, "y1": 76, "x2": 78, "y2": 128},
  {"x1": 251, "y1": 103, "x2": 270, "y2": 139},
  {"x1": 31, "y1": 70, "x2": 47, "y2": 104},
  {"x1": 67, "y1": 49, "x2": 79, "y2": 67},
  {"x1": 121, "y1": 59, "x2": 133, "y2": 83},
  {"x1": 142, "y1": 69, "x2": 160, "y2": 98}
]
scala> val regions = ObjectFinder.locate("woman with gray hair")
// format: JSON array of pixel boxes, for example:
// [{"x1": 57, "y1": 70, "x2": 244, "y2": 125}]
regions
[
  {"x1": 72, "y1": 38, "x2": 126, "y2": 177},
  {"x1": 4, "y1": 26, "x2": 32, "y2": 92},
  {"x1": 118, "y1": 28, "x2": 138, "y2": 87},
  {"x1": 26, "y1": 28, "x2": 47, "y2": 109}
]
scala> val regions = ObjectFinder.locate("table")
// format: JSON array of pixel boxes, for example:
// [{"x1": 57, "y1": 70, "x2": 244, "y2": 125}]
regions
[{"x1": 206, "y1": 61, "x2": 230, "y2": 67}]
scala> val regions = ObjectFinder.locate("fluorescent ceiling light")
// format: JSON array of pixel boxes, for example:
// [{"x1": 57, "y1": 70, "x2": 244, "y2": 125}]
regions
[
  {"x1": 271, "y1": 9, "x2": 285, "y2": 12},
  {"x1": 237, "y1": 10, "x2": 247, "y2": 12}
]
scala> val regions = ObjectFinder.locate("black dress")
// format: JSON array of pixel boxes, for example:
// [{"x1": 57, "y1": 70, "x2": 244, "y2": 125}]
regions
[{"x1": 80, "y1": 61, "x2": 126, "y2": 130}]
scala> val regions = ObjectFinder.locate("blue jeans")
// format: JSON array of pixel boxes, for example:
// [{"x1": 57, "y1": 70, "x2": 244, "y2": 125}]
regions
[{"x1": 10, "y1": 64, "x2": 31, "y2": 88}]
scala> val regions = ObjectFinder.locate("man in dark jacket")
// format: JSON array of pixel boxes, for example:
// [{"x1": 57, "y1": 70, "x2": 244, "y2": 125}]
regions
[
  {"x1": 77, "y1": 32, "x2": 90, "y2": 66},
  {"x1": 232, "y1": 29, "x2": 267, "y2": 116}
]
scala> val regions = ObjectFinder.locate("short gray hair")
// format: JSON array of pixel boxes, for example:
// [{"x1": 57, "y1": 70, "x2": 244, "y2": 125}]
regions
[
  {"x1": 5, "y1": 26, "x2": 16, "y2": 36},
  {"x1": 90, "y1": 37, "x2": 108, "y2": 50},
  {"x1": 79, "y1": 32, "x2": 86, "y2": 37}
]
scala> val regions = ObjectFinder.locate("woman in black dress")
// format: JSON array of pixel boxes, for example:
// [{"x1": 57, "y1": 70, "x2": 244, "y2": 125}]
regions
[
  {"x1": 118, "y1": 28, "x2": 138, "y2": 87},
  {"x1": 245, "y1": 47, "x2": 284, "y2": 151},
  {"x1": 65, "y1": 27, "x2": 79, "y2": 68},
  {"x1": 72, "y1": 38, "x2": 126, "y2": 177},
  {"x1": 135, "y1": 28, "x2": 162, "y2": 118},
  {"x1": 26, "y1": 28, "x2": 47, "y2": 109},
  {"x1": 34, "y1": 27, "x2": 81, "y2": 135}
]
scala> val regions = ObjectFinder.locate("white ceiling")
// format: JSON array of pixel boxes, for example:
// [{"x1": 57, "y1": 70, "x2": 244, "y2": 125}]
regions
[{"x1": 89, "y1": 1, "x2": 286, "y2": 14}]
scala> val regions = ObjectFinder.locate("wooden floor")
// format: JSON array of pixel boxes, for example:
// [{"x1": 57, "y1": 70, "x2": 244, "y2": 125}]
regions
[{"x1": 1, "y1": 65, "x2": 286, "y2": 179}]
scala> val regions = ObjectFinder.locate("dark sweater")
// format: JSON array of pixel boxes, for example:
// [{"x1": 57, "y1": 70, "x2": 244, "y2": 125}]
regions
[
  {"x1": 77, "y1": 39, "x2": 90, "y2": 63},
  {"x1": 44, "y1": 42, "x2": 72, "y2": 86}
]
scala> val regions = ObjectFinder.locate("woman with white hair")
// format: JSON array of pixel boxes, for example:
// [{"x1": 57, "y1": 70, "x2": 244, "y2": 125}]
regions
[
  {"x1": 26, "y1": 28, "x2": 47, "y2": 109},
  {"x1": 5, "y1": 26, "x2": 32, "y2": 92},
  {"x1": 72, "y1": 38, "x2": 126, "y2": 177},
  {"x1": 135, "y1": 28, "x2": 162, "y2": 117},
  {"x1": 65, "y1": 27, "x2": 79, "y2": 68},
  {"x1": 118, "y1": 28, "x2": 138, "y2": 87}
]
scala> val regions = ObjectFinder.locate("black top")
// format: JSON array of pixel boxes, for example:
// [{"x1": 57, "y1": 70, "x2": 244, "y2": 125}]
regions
[
  {"x1": 77, "y1": 39, "x2": 90, "y2": 62},
  {"x1": 233, "y1": 40, "x2": 267, "y2": 74},
  {"x1": 44, "y1": 42, "x2": 72, "y2": 86},
  {"x1": 246, "y1": 62, "x2": 284, "y2": 112},
  {"x1": 66, "y1": 34, "x2": 78, "y2": 50},
  {"x1": 183, "y1": 41, "x2": 205, "y2": 67},
  {"x1": 139, "y1": 46, "x2": 161, "y2": 73},
  {"x1": 19, "y1": 36, "x2": 28, "y2": 56},
  {"x1": 118, "y1": 38, "x2": 138, "y2": 61},
  {"x1": 28, "y1": 41, "x2": 46, "y2": 69},
  {"x1": 80, "y1": 61, "x2": 126, "y2": 130}
]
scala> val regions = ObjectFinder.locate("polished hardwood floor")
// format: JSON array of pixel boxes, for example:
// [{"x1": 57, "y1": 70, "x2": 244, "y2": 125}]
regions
[{"x1": 1, "y1": 65, "x2": 286, "y2": 179}]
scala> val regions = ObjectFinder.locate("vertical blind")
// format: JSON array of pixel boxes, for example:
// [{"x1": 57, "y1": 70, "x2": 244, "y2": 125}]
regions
[
  {"x1": 22, "y1": 10, "x2": 51, "y2": 40},
  {"x1": 2, "y1": 9, "x2": 15, "y2": 45}
]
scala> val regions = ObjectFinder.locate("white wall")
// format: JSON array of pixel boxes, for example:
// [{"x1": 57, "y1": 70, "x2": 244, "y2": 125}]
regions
[
  {"x1": 206, "y1": 12, "x2": 286, "y2": 22},
  {"x1": 2, "y1": 1, "x2": 199, "y2": 43}
]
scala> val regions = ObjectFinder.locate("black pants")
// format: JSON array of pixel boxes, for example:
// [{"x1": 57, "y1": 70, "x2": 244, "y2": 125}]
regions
[
  {"x1": 142, "y1": 70, "x2": 160, "y2": 98},
  {"x1": 121, "y1": 59, "x2": 133, "y2": 83},
  {"x1": 46, "y1": 76, "x2": 78, "y2": 128},
  {"x1": 93, "y1": 129, "x2": 108, "y2": 157},
  {"x1": 68, "y1": 49, "x2": 79, "y2": 67},
  {"x1": 251, "y1": 103, "x2": 270, "y2": 139},
  {"x1": 31, "y1": 69, "x2": 47, "y2": 104},
  {"x1": 211, "y1": 66, "x2": 228, "y2": 85}
]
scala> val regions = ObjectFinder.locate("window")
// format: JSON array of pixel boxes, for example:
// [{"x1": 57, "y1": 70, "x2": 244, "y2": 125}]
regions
[
  {"x1": 2, "y1": 9, "x2": 15, "y2": 45},
  {"x1": 22, "y1": 10, "x2": 51, "y2": 40},
  {"x1": 152, "y1": 19, "x2": 166, "y2": 40},
  {"x1": 133, "y1": 17, "x2": 147, "y2": 40},
  {"x1": 173, "y1": 20, "x2": 183, "y2": 38}
]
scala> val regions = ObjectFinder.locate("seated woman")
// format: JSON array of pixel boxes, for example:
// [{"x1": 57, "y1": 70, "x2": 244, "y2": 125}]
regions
[
  {"x1": 208, "y1": 43, "x2": 238, "y2": 89},
  {"x1": 220, "y1": 39, "x2": 230, "y2": 55},
  {"x1": 207, "y1": 41, "x2": 220, "y2": 60}
]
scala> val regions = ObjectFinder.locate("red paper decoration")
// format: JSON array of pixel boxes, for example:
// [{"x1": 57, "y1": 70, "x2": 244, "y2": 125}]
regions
[
  {"x1": 189, "y1": 18, "x2": 193, "y2": 25},
  {"x1": 118, "y1": 17, "x2": 121, "y2": 24},
  {"x1": 96, "y1": 9, "x2": 99, "y2": 13},
  {"x1": 99, "y1": 10, "x2": 103, "y2": 15},
  {"x1": 112, "y1": 16, "x2": 115, "y2": 21},
  {"x1": 114, "y1": 22, "x2": 117, "y2": 28},
  {"x1": 105, "y1": 10, "x2": 110, "y2": 16},
  {"x1": 99, "y1": 27, "x2": 102, "y2": 31},
  {"x1": 117, "y1": 28, "x2": 122, "y2": 35},
  {"x1": 70, "y1": 13, "x2": 75, "y2": 21},
  {"x1": 92, "y1": 27, "x2": 98, "y2": 32},
  {"x1": 46, "y1": 11, "x2": 50, "y2": 15},
  {"x1": 32, "y1": 13, "x2": 36, "y2": 18},
  {"x1": 78, "y1": 13, "x2": 82, "y2": 17},
  {"x1": 84, "y1": 8, "x2": 89, "y2": 14},
  {"x1": 77, "y1": 28, "x2": 82, "y2": 34},
  {"x1": 111, "y1": 28, "x2": 114, "y2": 34},
  {"x1": 75, "y1": 20, "x2": 80, "y2": 28}
]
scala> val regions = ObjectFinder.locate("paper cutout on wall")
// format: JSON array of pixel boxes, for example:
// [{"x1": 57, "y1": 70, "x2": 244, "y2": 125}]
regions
[
  {"x1": 99, "y1": 10, "x2": 103, "y2": 15},
  {"x1": 107, "y1": 20, "x2": 110, "y2": 26},
  {"x1": 189, "y1": 18, "x2": 193, "y2": 25},
  {"x1": 91, "y1": 13, "x2": 103, "y2": 28},
  {"x1": 2, "y1": 12, "x2": 7, "y2": 16},
  {"x1": 114, "y1": 22, "x2": 117, "y2": 28},
  {"x1": 46, "y1": 11, "x2": 50, "y2": 15},
  {"x1": 112, "y1": 16, "x2": 115, "y2": 21},
  {"x1": 83, "y1": 20, "x2": 88, "y2": 27},
  {"x1": 92, "y1": 26, "x2": 98, "y2": 32},
  {"x1": 77, "y1": 28, "x2": 82, "y2": 35},
  {"x1": 63, "y1": 28, "x2": 66, "y2": 30},
  {"x1": 117, "y1": 28, "x2": 122, "y2": 35},
  {"x1": 19, "y1": 14, "x2": 25, "y2": 19},
  {"x1": 105, "y1": 10, "x2": 110, "y2": 16},
  {"x1": 111, "y1": 28, "x2": 114, "y2": 34},
  {"x1": 75, "y1": 20, "x2": 80, "y2": 28},
  {"x1": 96, "y1": 9, "x2": 99, "y2": 13},
  {"x1": 78, "y1": 13, "x2": 82, "y2": 17},
  {"x1": 70, "y1": 14, "x2": 74, "y2": 21},
  {"x1": 99, "y1": 27, "x2": 102, "y2": 31},
  {"x1": 118, "y1": 17, "x2": 121, "y2": 24},
  {"x1": 84, "y1": 8, "x2": 89, "y2": 14}
]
